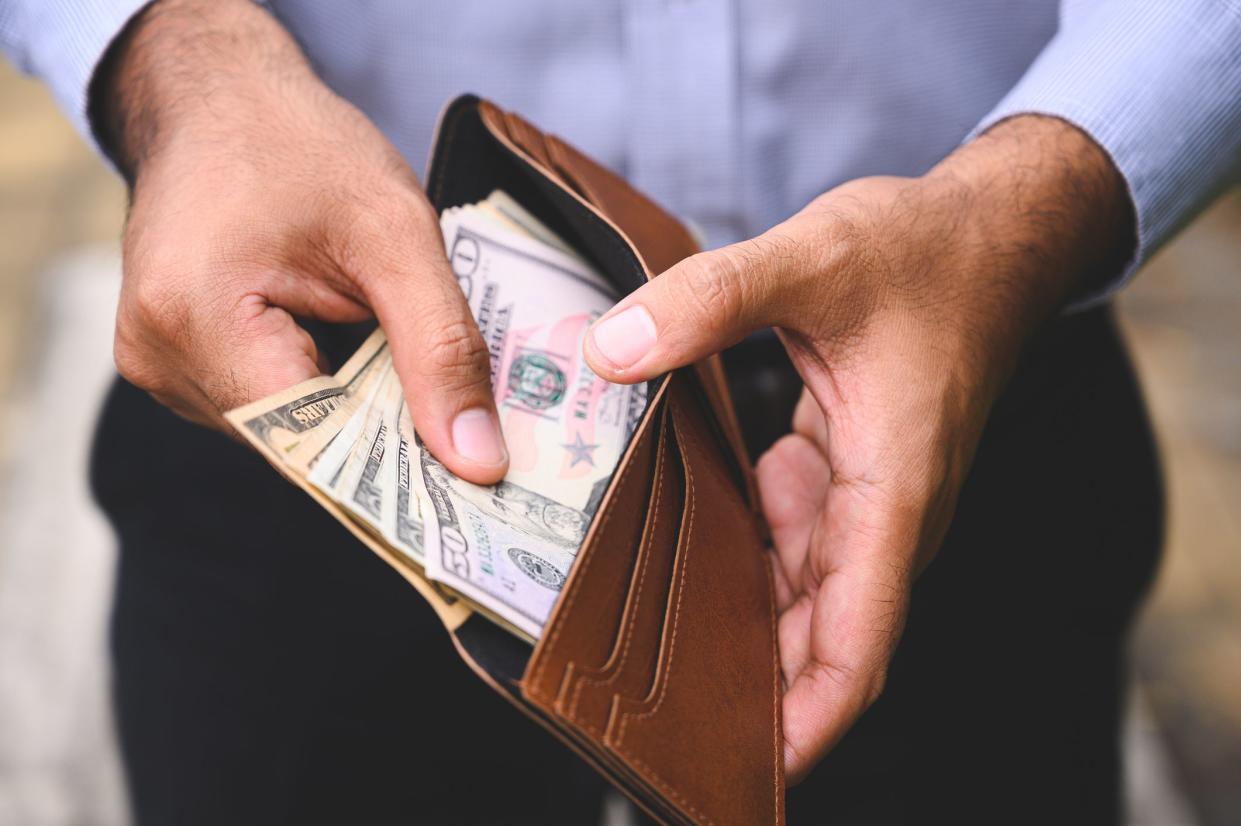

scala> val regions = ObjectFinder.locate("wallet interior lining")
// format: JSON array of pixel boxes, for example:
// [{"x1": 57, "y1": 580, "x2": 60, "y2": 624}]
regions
[{"x1": 428, "y1": 96, "x2": 648, "y2": 296}]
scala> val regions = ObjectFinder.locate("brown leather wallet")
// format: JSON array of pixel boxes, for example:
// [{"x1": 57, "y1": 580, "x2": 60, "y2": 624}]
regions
[{"x1": 375, "y1": 94, "x2": 784, "y2": 825}]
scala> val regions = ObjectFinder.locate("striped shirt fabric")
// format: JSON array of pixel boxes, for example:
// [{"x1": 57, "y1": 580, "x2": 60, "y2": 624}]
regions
[{"x1": 3, "y1": 0, "x2": 1240, "y2": 297}]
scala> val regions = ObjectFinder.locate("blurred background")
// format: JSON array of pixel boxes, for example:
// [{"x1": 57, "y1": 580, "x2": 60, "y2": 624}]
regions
[{"x1": 0, "y1": 59, "x2": 1238, "y2": 826}]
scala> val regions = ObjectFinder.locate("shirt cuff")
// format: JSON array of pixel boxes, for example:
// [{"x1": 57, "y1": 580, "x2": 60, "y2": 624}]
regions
[
  {"x1": 969, "y1": 0, "x2": 1241, "y2": 307},
  {"x1": 2, "y1": 1, "x2": 152, "y2": 149}
]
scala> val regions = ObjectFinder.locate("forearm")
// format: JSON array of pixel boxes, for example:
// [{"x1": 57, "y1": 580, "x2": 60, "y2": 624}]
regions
[
  {"x1": 933, "y1": 114, "x2": 1134, "y2": 321},
  {"x1": 906, "y1": 114, "x2": 1135, "y2": 395},
  {"x1": 89, "y1": 0, "x2": 316, "y2": 184}
]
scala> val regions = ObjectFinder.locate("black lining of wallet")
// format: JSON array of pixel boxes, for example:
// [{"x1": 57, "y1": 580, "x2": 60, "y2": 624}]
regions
[
  {"x1": 428, "y1": 96, "x2": 645, "y2": 293},
  {"x1": 428, "y1": 95, "x2": 665, "y2": 687}
]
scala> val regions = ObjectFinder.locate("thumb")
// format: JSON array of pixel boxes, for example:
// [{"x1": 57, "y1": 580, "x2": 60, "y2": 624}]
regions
[
  {"x1": 583, "y1": 234, "x2": 797, "y2": 383},
  {"x1": 353, "y1": 217, "x2": 508, "y2": 486},
  {"x1": 140, "y1": 298, "x2": 325, "y2": 432}
]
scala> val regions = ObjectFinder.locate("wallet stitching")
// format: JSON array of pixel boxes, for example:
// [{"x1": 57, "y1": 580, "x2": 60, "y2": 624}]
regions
[
  {"x1": 568, "y1": 438, "x2": 667, "y2": 722},
  {"x1": 530, "y1": 425, "x2": 649, "y2": 702},
  {"x1": 666, "y1": 424, "x2": 782, "y2": 813},
  {"x1": 616, "y1": 416, "x2": 782, "y2": 825},
  {"x1": 566, "y1": 420, "x2": 669, "y2": 731},
  {"x1": 623, "y1": 755, "x2": 713, "y2": 826},
  {"x1": 675, "y1": 425, "x2": 784, "y2": 820},
  {"x1": 612, "y1": 417, "x2": 713, "y2": 825},
  {"x1": 615, "y1": 430, "x2": 692, "y2": 733}
]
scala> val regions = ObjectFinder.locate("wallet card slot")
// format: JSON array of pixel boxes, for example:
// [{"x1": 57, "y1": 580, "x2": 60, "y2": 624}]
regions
[
  {"x1": 521, "y1": 402, "x2": 664, "y2": 707},
  {"x1": 601, "y1": 379, "x2": 784, "y2": 826},
  {"x1": 556, "y1": 408, "x2": 685, "y2": 737},
  {"x1": 451, "y1": 629, "x2": 692, "y2": 826}
]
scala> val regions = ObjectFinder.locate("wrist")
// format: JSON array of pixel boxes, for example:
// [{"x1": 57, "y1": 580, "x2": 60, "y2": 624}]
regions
[
  {"x1": 929, "y1": 115, "x2": 1135, "y2": 320},
  {"x1": 912, "y1": 115, "x2": 1134, "y2": 389},
  {"x1": 90, "y1": 0, "x2": 315, "y2": 184}
]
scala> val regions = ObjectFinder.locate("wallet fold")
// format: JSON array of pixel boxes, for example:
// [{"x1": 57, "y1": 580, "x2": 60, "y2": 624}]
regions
[{"x1": 420, "y1": 94, "x2": 784, "y2": 826}]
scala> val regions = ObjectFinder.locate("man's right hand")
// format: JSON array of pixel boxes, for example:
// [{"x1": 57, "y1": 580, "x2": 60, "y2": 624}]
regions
[{"x1": 97, "y1": 0, "x2": 508, "y2": 484}]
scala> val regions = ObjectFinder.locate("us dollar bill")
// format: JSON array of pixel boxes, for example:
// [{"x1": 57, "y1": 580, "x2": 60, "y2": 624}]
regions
[
  {"x1": 308, "y1": 361, "x2": 393, "y2": 493},
  {"x1": 300, "y1": 365, "x2": 428, "y2": 576},
  {"x1": 323, "y1": 365, "x2": 403, "y2": 521},
  {"x1": 416, "y1": 442, "x2": 583, "y2": 639},
  {"x1": 285, "y1": 337, "x2": 393, "y2": 475},
  {"x1": 440, "y1": 208, "x2": 645, "y2": 512},
  {"x1": 417, "y1": 210, "x2": 639, "y2": 634},
  {"x1": 224, "y1": 328, "x2": 389, "y2": 467},
  {"x1": 382, "y1": 401, "x2": 426, "y2": 564},
  {"x1": 451, "y1": 190, "x2": 585, "y2": 261}
]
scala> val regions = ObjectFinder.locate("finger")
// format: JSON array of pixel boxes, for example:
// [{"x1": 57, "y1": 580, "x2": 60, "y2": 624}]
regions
[
  {"x1": 791, "y1": 387, "x2": 829, "y2": 449},
  {"x1": 116, "y1": 288, "x2": 323, "y2": 428},
  {"x1": 198, "y1": 299, "x2": 324, "y2": 412},
  {"x1": 781, "y1": 516, "x2": 915, "y2": 783},
  {"x1": 583, "y1": 231, "x2": 804, "y2": 383},
  {"x1": 348, "y1": 205, "x2": 508, "y2": 485},
  {"x1": 756, "y1": 433, "x2": 830, "y2": 592},
  {"x1": 767, "y1": 550, "x2": 798, "y2": 614},
  {"x1": 259, "y1": 271, "x2": 370, "y2": 376},
  {"x1": 260, "y1": 268, "x2": 375, "y2": 325},
  {"x1": 777, "y1": 593, "x2": 815, "y2": 689}
]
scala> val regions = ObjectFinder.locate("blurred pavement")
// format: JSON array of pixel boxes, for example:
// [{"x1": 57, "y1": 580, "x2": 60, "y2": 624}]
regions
[
  {"x1": 0, "y1": 249, "x2": 127, "y2": 826},
  {"x1": 1119, "y1": 193, "x2": 1241, "y2": 825}
]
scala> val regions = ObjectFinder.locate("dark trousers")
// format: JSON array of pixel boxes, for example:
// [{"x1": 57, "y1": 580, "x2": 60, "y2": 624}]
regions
[{"x1": 92, "y1": 305, "x2": 1161, "y2": 826}]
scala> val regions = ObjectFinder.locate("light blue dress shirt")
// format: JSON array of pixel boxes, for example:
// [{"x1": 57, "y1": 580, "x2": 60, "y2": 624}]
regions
[{"x1": 3, "y1": 0, "x2": 1240, "y2": 298}]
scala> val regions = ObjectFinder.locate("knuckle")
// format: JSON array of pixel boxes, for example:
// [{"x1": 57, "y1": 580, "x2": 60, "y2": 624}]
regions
[
  {"x1": 113, "y1": 331, "x2": 165, "y2": 394},
  {"x1": 741, "y1": 231, "x2": 801, "y2": 277},
  {"x1": 421, "y1": 316, "x2": 490, "y2": 390},
  {"x1": 126, "y1": 258, "x2": 194, "y2": 336},
  {"x1": 675, "y1": 252, "x2": 748, "y2": 328},
  {"x1": 808, "y1": 656, "x2": 886, "y2": 710},
  {"x1": 342, "y1": 198, "x2": 398, "y2": 243}
]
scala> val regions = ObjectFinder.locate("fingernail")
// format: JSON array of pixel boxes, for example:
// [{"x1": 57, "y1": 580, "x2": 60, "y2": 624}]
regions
[
  {"x1": 590, "y1": 305, "x2": 657, "y2": 370},
  {"x1": 451, "y1": 408, "x2": 507, "y2": 466}
]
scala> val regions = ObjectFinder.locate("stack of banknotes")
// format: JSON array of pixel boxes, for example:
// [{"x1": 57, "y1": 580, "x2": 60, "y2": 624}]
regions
[{"x1": 226, "y1": 191, "x2": 647, "y2": 640}]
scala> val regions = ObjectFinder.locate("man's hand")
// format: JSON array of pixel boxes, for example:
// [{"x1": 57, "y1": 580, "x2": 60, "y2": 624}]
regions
[
  {"x1": 583, "y1": 115, "x2": 1135, "y2": 781},
  {"x1": 95, "y1": 0, "x2": 507, "y2": 483}
]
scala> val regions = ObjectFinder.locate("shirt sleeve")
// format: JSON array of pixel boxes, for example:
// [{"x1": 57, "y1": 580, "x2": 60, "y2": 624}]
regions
[
  {"x1": 971, "y1": 0, "x2": 1241, "y2": 303},
  {"x1": 0, "y1": 0, "x2": 152, "y2": 145}
]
